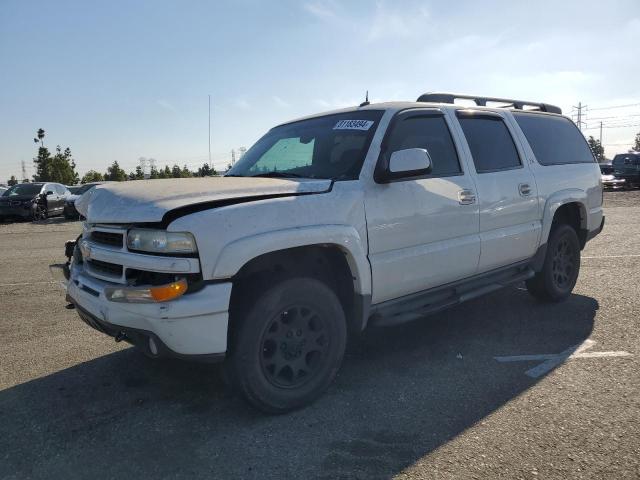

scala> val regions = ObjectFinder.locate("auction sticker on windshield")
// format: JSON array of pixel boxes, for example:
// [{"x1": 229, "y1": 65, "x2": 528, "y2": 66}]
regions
[{"x1": 333, "y1": 120, "x2": 374, "y2": 130}]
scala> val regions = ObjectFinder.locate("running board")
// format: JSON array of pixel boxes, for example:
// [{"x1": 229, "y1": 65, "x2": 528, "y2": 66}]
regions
[{"x1": 369, "y1": 264, "x2": 535, "y2": 327}]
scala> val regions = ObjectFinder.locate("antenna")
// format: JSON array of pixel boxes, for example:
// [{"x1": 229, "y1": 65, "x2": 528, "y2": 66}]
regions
[{"x1": 359, "y1": 90, "x2": 370, "y2": 107}]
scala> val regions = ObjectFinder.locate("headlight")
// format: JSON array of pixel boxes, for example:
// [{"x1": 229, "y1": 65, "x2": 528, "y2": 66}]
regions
[{"x1": 126, "y1": 229, "x2": 197, "y2": 254}]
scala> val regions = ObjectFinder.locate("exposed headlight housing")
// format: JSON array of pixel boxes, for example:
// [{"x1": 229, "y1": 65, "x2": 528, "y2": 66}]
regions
[{"x1": 127, "y1": 229, "x2": 197, "y2": 254}]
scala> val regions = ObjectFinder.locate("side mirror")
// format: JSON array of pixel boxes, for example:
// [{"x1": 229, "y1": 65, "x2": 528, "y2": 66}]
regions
[
  {"x1": 46, "y1": 190, "x2": 55, "y2": 196},
  {"x1": 378, "y1": 148, "x2": 432, "y2": 182}
]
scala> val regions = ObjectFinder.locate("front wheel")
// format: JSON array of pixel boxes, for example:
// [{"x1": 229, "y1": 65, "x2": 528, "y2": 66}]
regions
[
  {"x1": 228, "y1": 277, "x2": 347, "y2": 413},
  {"x1": 526, "y1": 224, "x2": 581, "y2": 302},
  {"x1": 32, "y1": 204, "x2": 47, "y2": 221}
]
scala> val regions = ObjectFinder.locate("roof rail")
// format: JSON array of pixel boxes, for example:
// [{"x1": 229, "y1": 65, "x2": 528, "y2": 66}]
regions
[{"x1": 416, "y1": 92, "x2": 562, "y2": 114}]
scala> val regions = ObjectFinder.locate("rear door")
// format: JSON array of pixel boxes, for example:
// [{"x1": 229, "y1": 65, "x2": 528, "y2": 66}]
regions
[
  {"x1": 364, "y1": 108, "x2": 480, "y2": 304},
  {"x1": 455, "y1": 110, "x2": 541, "y2": 272}
]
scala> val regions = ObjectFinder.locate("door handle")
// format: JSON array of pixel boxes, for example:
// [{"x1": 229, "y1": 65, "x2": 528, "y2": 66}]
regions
[
  {"x1": 519, "y1": 183, "x2": 532, "y2": 196},
  {"x1": 458, "y1": 189, "x2": 476, "y2": 205}
]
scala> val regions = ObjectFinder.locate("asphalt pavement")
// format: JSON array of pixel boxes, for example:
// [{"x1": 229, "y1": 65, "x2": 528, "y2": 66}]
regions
[{"x1": 0, "y1": 191, "x2": 638, "y2": 479}]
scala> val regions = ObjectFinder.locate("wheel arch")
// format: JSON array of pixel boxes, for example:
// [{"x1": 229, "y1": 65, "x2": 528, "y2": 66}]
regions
[
  {"x1": 541, "y1": 191, "x2": 589, "y2": 249},
  {"x1": 217, "y1": 226, "x2": 372, "y2": 338}
]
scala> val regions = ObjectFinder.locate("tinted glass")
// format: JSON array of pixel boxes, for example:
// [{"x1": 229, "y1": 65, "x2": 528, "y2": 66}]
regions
[
  {"x1": 77, "y1": 184, "x2": 98, "y2": 194},
  {"x1": 458, "y1": 115, "x2": 521, "y2": 172},
  {"x1": 383, "y1": 114, "x2": 461, "y2": 176},
  {"x1": 228, "y1": 111, "x2": 384, "y2": 180},
  {"x1": 513, "y1": 112, "x2": 595, "y2": 165},
  {"x1": 612, "y1": 153, "x2": 640, "y2": 167},
  {"x1": 2, "y1": 184, "x2": 43, "y2": 197}
]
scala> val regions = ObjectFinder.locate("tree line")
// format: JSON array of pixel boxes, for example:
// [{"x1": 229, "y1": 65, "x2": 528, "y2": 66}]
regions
[
  {"x1": 587, "y1": 132, "x2": 640, "y2": 163},
  {"x1": 6, "y1": 127, "x2": 640, "y2": 187},
  {"x1": 5, "y1": 128, "x2": 220, "y2": 186}
]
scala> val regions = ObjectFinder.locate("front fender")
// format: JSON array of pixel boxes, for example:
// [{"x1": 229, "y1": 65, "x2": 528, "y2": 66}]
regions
[{"x1": 211, "y1": 224, "x2": 372, "y2": 296}]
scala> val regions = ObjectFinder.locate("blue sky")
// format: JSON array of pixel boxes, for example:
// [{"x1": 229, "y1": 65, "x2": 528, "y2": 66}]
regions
[{"x1": 1, "y1": 0, "x2": 639, "y2": 181}]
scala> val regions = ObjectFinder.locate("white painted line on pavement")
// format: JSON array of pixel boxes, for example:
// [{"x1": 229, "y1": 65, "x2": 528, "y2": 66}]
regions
[
  {"x1": 494, "y1": 339, "x2": 632, "y2": 378},
  {"x1": 0, "y1": 281, "x2": 57, "y2": 287},
  {"x1": 582, "y1": 254, "x2": 640, "y2": 259}
]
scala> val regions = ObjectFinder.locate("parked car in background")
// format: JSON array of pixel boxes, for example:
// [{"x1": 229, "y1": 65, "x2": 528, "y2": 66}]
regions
[
  {"x1": 599, "y1": 162, "x2": 625, "y2": 190},
  {"x1": 64, "y1": 183, "x2": 102, "y2": 219},
  {"x1": 612, "y1": 152, "x2": 640, "y2": 189},
  {"x1": 0, "y1": 182, "x2": 70, "y2": 221},
  {"x1": 0, "y1": 186, "x2": 7, "y2": 196}
]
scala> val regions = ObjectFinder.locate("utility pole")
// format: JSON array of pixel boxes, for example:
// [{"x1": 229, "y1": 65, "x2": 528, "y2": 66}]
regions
[
  {"x1": 599, "y1": 121, "x2": 603, "y2": 146},
  {"x1": 208, "y1": 95, "x2": 212, "y2": 165},
  {"x1": 21, "y1": 160, "x2": 27, "y2": 182},
  {"x1": 572, "y1": 102, "x2": 587, "y2": 130}
]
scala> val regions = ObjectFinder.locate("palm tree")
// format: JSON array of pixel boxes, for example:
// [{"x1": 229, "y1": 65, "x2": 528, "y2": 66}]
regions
[{"x1": 33, "y1": 128, "x2": 45, "y2": 147}]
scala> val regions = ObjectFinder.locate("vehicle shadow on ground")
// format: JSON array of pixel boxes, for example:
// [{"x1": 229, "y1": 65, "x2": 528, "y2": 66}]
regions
[{"x1": 0, "y1": 287, "x2": 597, "y2": 479}]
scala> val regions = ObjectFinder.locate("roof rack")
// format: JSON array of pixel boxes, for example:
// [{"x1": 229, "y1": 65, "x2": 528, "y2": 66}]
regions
[{"x1": 416, "y1": 92, "x2": 562, "y2": 114}]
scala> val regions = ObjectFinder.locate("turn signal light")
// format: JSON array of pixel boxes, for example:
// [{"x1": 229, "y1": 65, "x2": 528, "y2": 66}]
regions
[
  {"x1": 105, "y1": 279, "x2": 188, "y2": 303},
  {"x1": 150, "y1": 279, "x2": 188, "y2": 302}
]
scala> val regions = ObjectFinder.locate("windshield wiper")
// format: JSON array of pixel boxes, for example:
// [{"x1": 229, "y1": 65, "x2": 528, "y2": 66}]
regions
[{"x1": 250, "y1": 172, "x2": 307, "y2": 179}]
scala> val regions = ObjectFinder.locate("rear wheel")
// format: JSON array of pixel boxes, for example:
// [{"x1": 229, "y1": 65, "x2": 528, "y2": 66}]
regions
[
  {"x1": 526, "y1": 223, "x2": 580, "y2": 302},
  {"x1": 228, "y1": 277, "x2": 347, "y2": 413}
]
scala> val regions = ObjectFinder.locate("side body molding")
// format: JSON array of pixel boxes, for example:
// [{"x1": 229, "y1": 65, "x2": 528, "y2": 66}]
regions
[
  {"x1": 540, "y1": 189, "x2": 588, "y2": 244},
  {"x1": 211, "y1": 224, "x2": 372, "y2": 296}
]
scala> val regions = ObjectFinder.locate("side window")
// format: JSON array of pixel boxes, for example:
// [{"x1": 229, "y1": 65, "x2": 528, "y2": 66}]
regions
[
  {"x1": 383, "y1": 114, "x2": 461, "y2": 176},
  {"x1": 513, "y1": 113, "x2": 595, "y2": 165},
  {"x1": 55, "y1": 184, "x2": 67, "y2": 195},
  {"x1": 458, "y1": 114, "x2": 521, "y2": 173}
]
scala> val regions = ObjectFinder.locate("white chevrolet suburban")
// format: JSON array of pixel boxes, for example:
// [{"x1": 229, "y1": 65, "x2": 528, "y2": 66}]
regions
[{"x1": 62, "y1": 93, "x2": 604, "y2": 413}]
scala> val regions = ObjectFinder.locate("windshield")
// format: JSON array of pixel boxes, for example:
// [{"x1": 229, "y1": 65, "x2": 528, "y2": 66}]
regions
[
  {"x1": 227, "y1": 111, "x2": 384, "y2": 180},
  {"x1": 2, "y1": 184, "x2": 43, "y2": 197}
]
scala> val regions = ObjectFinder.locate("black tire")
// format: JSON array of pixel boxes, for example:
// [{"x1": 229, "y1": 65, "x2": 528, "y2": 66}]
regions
[
  {"x1": 228, "y1": 277, "x2": 347, "y2": 413},
  {"x1": 32, "y1": 204, "x2": 47, "y2": 221},
  {"x1": 526, "y1": 223, "x2": 581, "y2": 302}
]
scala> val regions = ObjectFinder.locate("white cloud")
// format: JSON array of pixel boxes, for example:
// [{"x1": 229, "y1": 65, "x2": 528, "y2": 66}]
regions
[
  {"x1": 156, "y1": 99, "x2": 176, "y2": 113},
  {"x1": 303, "y1": 1, "x2": 338, "y2": 20},
  {"x1": 366, "y1": 2, "x2": 431, "y2": 43},
  {"x1": 272, "y1": 95, "x2": 290, "y2": 108},
  {"x1": 234, "y1": 98, "x2": 251, "y2": 110}
]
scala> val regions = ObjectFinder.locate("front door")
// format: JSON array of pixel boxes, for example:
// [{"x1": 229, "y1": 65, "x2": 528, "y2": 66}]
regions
[{"x1": 364, "y1": 109, "x2": 481, "y2": 304}]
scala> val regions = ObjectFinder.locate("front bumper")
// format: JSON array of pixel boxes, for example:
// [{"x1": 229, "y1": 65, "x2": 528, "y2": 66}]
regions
[
  {"x1": 66, "y1": 263, "x2": 232, "y2": 359},
  {"x1": 0, "y1": 205, "x2": 32, "y2": 218}
]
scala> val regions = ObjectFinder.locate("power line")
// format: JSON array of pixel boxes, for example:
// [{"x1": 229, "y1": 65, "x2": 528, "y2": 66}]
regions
[{"x1": 587, "y1": 102, "x2": 640, "y2": 111}]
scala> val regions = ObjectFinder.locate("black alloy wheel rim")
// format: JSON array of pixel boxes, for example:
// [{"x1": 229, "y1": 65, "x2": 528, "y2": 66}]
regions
[
  {"x1": 551, "y1": 236, "x2": 576, "y2": 289},
  {"x1": 33, "y1": 206, "x2": 46, "y2": 221},
  {"x1": 259, "y1": 305, "x2": 330, "y2": 388}
]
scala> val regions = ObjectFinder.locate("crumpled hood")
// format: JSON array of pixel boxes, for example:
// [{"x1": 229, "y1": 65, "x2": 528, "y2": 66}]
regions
[{"x1": 76, "y1": 177, "x2": 333, "y2": 224}]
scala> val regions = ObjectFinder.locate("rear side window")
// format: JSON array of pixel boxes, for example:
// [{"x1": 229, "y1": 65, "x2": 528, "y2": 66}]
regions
[
  {"x1": 382, "y1": 114, "x2": 461, "y2": 176},
  {"x1": 457, "y1": 114, "x2": 521, "y2": 173},
  {"x1": 513, "y1": 113, "x2": 595, "y2": 165}
]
